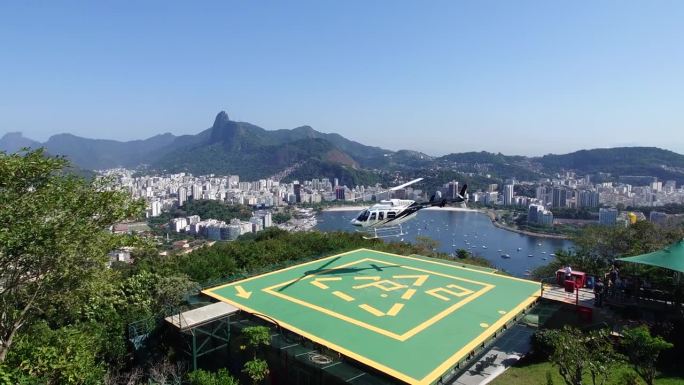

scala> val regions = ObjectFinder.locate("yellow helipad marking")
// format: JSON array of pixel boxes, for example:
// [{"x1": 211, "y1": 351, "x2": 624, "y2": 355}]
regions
[
  {"x1": 387, "y1": 303, "x2": 404, "y2": 316},
  {"x1": 425, "y1": 284, "x2": 474, "y2": 301},
  {"x1": 261, "y1": 257, "x2": 495, "y2": 341},
  {"x1": 354, "y1": 276, "x2": 381, "y2": 281},
  {"x1": 393, "y1": 274, "x2": 429, "y2": 286},
  {"x1": 235, "y1": 285, "x2": 252, "y2": 299},
  {"x1": 353, "y1": 279, "x2": 408, "y2": 292},
  {"x1": 360, "y1": 304, "x2": 385, "y2": 317},
  {"x1": 401, "y1": 288, "x2": 417, "y2": 300},
  {"x1": 332, "y1": 290, "x2": 355, "y2": 302},
  {"x1": 498, "y1": 310, "x2": 507, "y2": 315},
  {"x1": 204, "y1": 248, "x2": 541, "y2": 385},
  {"x1": 310, "y1": 277, "x2": 342, "y2": 290},
  {"x1": 480, "y1": 323, "x2": 489, "y2": 328}
]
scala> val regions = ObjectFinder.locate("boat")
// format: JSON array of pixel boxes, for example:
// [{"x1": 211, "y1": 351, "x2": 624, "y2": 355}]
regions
[
  {"x1": 542, "y1": 251, "x2": 547, "y2": 254},
  {"x1": 542, "y1": 257, "x2": 548, "y2": 260},
  {"x1": 482, "y1": 246, "x2": 487, "y2": 249},
  {"x1": 501, "y1": 254, "x2": 511, "y2": 259},
  {"x1": 537, "y1": 243, "x2": 542, "y2": 246},
  {"x1": 528, "y1": 254, "x2": 534, "y2": 257},
  {"x1": 517, "y1": 247, "x2": 522, "y2": 251},
  {"x1": 497, "y1": 249, "x2": 502, "y2": 252},
  {"x1": 549, "y1": 253, "x2": 556, "y2": 257}
]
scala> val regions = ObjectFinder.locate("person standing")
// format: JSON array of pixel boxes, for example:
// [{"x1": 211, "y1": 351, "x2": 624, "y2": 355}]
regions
[{"x1": 594, "y1": 278, "x2": 604, "y2": 307}]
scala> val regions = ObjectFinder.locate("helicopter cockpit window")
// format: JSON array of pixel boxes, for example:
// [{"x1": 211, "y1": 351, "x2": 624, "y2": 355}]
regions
[
  {"x1": 356, "y1": 210, "x2": 370, "y2": 221},
  {"x1": 378, "y1": 212, "x2": 384, "y2": 220},
  {"x1": 387, "y1": 211, "x2": 396, "y2": 219},
  {"x1": 369, "y1": 212, "x2": 377, "y2": 221}
]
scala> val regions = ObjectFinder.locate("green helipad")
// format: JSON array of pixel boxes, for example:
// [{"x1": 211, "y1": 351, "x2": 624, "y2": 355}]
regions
[{"x1": 203, "y1": 248, "x2": 540, "y2": 384}]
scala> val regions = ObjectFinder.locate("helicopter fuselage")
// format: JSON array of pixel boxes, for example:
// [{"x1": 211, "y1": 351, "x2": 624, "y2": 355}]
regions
[{"x1": 350, "y1": 199, "x2": 423, "y2": 228}]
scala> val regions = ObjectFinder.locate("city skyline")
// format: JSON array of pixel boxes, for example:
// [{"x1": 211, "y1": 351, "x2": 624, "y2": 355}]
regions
[{"x1": 2, "y1": 1, "x2": 684, "y2": 156}]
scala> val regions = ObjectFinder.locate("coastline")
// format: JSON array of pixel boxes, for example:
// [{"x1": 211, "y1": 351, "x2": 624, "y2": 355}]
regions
[
  {"x1": 322, "y1": 206, "x2": 481, "y2": 213},
  {"x1": 323, "y1": 206, "x2": 570, "y2": 239},
  {"x1": 321, "y1": 205, "x2": 570, "y2": 239},
  {"x1": 482, "y1": 210, "x2": 571, "y2": 240}
]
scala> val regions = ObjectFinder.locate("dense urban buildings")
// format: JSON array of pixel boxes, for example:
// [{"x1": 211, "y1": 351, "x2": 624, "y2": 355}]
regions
[{"x1": 101, "y1": 167, "x2": 684, "y2": 237}]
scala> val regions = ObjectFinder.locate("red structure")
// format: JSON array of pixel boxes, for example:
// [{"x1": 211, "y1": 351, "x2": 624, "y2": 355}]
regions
[{"x1": 556, "y1": 269, "x2": 587, "y2": 289}]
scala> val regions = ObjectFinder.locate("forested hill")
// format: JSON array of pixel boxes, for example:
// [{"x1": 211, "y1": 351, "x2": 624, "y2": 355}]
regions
[
  {"x1": 534, "y1": 147, "x2": 684, "y2": 182},
  {"x1": 431, "y1": 147, "x2": 684, "y2": 183},
  {"x1": 0, "y1": 111, "x2": 394, "y2": 183}
]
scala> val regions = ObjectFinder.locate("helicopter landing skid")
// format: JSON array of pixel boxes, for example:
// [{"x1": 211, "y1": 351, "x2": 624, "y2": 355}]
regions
[{"x1": 358, "y1": 224, "x2": 405, "y2": 240}]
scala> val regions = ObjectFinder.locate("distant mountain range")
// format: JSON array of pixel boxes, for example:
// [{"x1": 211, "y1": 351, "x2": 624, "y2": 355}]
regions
[{"x1": 3, "y1": 111, "x2": 684, "y2": 184}]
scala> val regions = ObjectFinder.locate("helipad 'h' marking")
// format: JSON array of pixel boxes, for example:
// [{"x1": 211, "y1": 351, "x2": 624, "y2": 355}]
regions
[
  {"x1": 310, "y1": 277, "x2": 342, "y2": 290},
  {"x1": 359, "y1": 304, "x2": 385, "y2": 317},
  {"x1": 332, "y1": 291, "x2": 355, "y2": 302},
  {"x1": 393, "y1": 275, "x2": 429, "y2": 286},
  {"x1": 352, "y1": 279, "x2": 407, "y2": 292},
  {"x1": 425, "y1": 284, "x2": 474, "y2": 301}
]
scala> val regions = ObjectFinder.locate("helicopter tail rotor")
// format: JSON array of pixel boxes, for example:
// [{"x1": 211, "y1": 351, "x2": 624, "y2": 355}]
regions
[{"x1": 455, "y1": 184, "x2": 468, "y2": 207}]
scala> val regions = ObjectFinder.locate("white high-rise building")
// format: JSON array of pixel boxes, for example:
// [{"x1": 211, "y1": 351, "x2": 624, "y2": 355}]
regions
[
  {"x1": 503, "y1": 184, "x2": 514, "y2": 206},
  {"x1": 191, "y1": 184, "x2": 202, "y2": 199},
  {"x1": 171, "y1": 217, "x2": 188, "y2": 232},
  {"x1": 263, "y1": 212, "x2": 272, "y2": 228},
  {"x1": 178, "y1": 187, "x2": 188, "y2": 206},
  {"x1": 651, "y1": 181, "x2": 663, "y2": 192},
  {"x1": 151, "y1": 200, "x2": 162, "y2": 217}
]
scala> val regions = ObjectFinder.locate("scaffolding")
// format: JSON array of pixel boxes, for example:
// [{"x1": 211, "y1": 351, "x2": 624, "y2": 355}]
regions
[{"x1": 165, "y1": 302, "x2": 238, "y2": 370}]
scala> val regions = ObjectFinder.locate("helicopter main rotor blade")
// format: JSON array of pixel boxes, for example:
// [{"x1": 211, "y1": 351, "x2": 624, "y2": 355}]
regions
[
  {"x1": 389, "y1": 178, "x2": 424, "y2": 191},
  {"x1": 312, "y1": 256, "x2": 341, "y2": 273},
  {"x1": 348, "y1": 178, "x2": 424, "y2": 201},
  {"x1": 277, "y1": 256, "x2": 341, "y2": 292}
]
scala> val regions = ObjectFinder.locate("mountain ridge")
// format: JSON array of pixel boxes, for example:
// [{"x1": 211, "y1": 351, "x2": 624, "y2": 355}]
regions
[{"x1": 3, "y1": 112, "x2": 684, "y2": 183}]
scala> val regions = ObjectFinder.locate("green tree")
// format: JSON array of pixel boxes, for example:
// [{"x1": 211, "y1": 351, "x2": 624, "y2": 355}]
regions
[
  {"x1": 242, "y1": 326, "x2": 271, "y2": 356},
  {"x1": 0, "y1": 149, "x2": 143, "y2": 361},
  {"x1": 585, "y1": 329, "x2": 622, "y2": 385},
  {"x1": 546, "y1": 326, "x2": 589, "y2": 385},
  {"x1": 242, "y1": 359, "x2": 268, "y2": 385},
  {"x1": 414, "y1": 236, "x2": 440, "y2": 255},
  {"x1": 6, "y1": 321, "x2": 106, "y2": 385},
  {"x1": 241, "y1": 326, "x2": 270, "y2": 385},
  {"x1": 272, "y1": 212, "x2": 292, "y2": 224},
  {"x1": 455, "y1": 248, "x2": 471, "y2": 259},
  {"x1": 621, "y1": 325, "x2": 673, "y2": 385},
  {"x1": 544, "y1": 327, "x2": 622, "y2": 385},
  {"x1": 187, "y1": 368, "x2": 238, "y2": 385}
]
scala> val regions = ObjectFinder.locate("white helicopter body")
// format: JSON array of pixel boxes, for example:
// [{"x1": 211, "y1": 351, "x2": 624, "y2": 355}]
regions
[{"x1": 349, "y1": 178, "x2": 468, "y2": 238}]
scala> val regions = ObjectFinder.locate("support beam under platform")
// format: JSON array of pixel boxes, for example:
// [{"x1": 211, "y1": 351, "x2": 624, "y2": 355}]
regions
[{"x1": 165, "y1": 302, "x2": 239, "y2": 370}]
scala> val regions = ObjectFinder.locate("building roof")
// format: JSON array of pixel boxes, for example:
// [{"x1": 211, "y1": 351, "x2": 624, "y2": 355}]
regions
[{"x1": 202, "y1": 249, "x2": 540, "y2": 385}]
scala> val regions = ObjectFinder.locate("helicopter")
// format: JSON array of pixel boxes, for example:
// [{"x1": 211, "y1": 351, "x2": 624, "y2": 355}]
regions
[{"x1": 350, "y1": 178, "x2": 468, "y2": 239}]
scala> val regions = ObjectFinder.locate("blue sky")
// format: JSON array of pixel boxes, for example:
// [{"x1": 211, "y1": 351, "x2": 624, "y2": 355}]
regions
[{"x1": 1, "y1": 1, "x2": 682, "y2": 156}]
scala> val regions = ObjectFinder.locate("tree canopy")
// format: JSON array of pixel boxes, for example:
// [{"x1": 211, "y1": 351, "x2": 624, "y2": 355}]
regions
[{"x1": 0, "y1": 149, "x2": 144, "y2": 362}]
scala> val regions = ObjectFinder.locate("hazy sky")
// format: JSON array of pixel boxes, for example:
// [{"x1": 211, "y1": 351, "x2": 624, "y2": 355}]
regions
[{"x1": 1, "y1": 1, "x2": 683, "y2": 156}]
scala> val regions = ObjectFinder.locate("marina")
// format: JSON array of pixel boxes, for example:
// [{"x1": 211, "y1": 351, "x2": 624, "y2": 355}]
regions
[{"x1": 316, "y1": 209, "x2": 573, "y2": 276}]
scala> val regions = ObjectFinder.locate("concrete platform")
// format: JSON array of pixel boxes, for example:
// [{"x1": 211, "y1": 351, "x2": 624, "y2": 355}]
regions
[{"x1": 165, "y1": 302, "x2": 239, "y2": 331}]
